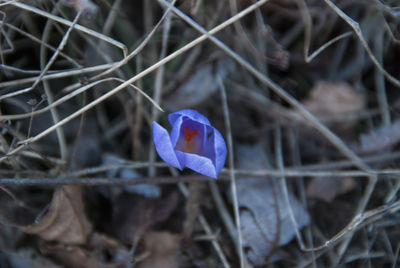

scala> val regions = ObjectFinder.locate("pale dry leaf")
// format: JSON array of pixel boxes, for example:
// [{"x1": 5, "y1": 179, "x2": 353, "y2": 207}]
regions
[
  {"x1": 356, "y1": 120, "x2": 400, "y2": 153},
  {"x1": 40, "y1": 242, "x2": 98, "y2": 268},
  {"x1": 103, "y1": 154, "x2": 161, "y2": 198},
  {"x1": 236, "y1": 144, "x2": 310, "y2": 265},
  {"x1": 88, "y1": 232, "x2": 126, "y2": 250},
  {"x1": 137, "y1": 231, "x2": 181, "y2": 268},
  {"x1": 2, "y1": 248, "x2": 62, "y2": 268},
  {"x1": 88, "y1": 232, "x2": 131, "y2": 265},
  {"x1": 306, "y1": 177, "x2": 357, "y2": 202},
  {"x1": 20, "y1": 185, "x2": 92, "y2": 245},
  {"x1": 164, "y1": 58, "x2": 235, "y2": 110},
  {"x1": 303, "y1": 81, "x2": 365, "y2": 124}
]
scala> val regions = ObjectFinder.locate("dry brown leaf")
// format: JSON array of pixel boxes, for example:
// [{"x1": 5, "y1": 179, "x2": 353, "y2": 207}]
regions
[
  {"x1": 137, "y1": 231, "x2": 181, "y2": 268},
  {"x1": 20, "y1": 185, "x2": 92, "y2": 245},
  {"x1": 88, "y1": 232, "x2": 126, "y2": 250},
  {"x1": 112, "y1": 192, "x2": 178, "y2": 244},
  {"x1": 88, "y1": 232, "x2": 133, "y2": 266},
  {"x1": 236, "y1": 144, "x2": 310, "y2": 265},
  {"x1": 303, "y1": 81, "x2": 365, "y2": 127},
  {"x1": 40, "y1": 242, "x2": 98, "y2": 268},
  {"x1": 306, "y1": 177, "x2": 357, "y2": 202}
]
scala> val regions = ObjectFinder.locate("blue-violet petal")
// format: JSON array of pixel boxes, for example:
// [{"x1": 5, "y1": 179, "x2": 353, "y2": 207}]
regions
[
  {"x1": 152, "y1": 122, "x2": 182, "y2": 170},
  {"x1": 169, "y1": 109, "x2": 211, "y2": 126},
  {"x1": 175, "y1": 151, "x2": 217, "y2": 178},
  {"x1": 212, "y1": 127, "x2": 228, "y2": 175}
]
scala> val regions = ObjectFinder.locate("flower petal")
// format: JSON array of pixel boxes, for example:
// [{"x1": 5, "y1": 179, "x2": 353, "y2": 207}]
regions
[
  {"x1": 152, "y1": 122, "x2": 182, "y2": 170},
  {"x1": 202, "y1": 126, "x2": 216, "y2": 165},
  {"x1": 169, "y1": 109, "x2": 211, "y2": 127},
  {"x1": 212, "y1": 127, "x2": 227, "y2": 176},
  {"x1": 175, "y1": 151, "x2": 217, "y2": 178},
  {"x1": 169, "y1": 115, "x2": 184, "y2": 148}
]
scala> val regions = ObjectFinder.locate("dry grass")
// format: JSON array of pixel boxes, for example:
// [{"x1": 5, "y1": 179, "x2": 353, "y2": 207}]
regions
[{"x1": 1, "y1": 0, "x2": 400, "y2": 267}]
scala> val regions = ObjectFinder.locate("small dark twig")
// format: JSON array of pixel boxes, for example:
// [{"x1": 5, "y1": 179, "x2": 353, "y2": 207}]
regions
[{"x1": 0, "y1": 175, "x2": 215, "y2": 186}]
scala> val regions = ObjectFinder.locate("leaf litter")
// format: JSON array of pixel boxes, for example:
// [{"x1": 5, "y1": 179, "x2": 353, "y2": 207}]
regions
[
  {"x1": 306, "y1": 176, "x2": 357, "y2": 203},
  {"x1": 111, "y1": 191, "x2": 179, "y2": 245},
  {"x1": 302, "y1": 81, "x2": 366, "y2": 131},
  {"x1": 163, "y1": 58, "x2": 236, "y2": 110},
  {"x1": 235, "y1": 144, "x2": 310, "y2": 265},
  {"x1": 20, "y1": 185, "x2": 92, "y2": 245},
  {"x1": 136, "y1": 231, "x2": 181, "y2": 268},
  {"x1": 2, "y1": 0, "x2": 400, "y2": 267}
]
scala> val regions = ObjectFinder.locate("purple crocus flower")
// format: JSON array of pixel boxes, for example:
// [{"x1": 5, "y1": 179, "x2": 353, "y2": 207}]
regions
[{"x1": 153, "y1": 109, "x2": 227, "y2": 178}]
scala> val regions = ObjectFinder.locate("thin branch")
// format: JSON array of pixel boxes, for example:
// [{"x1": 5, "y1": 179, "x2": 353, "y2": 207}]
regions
[
  {"x1": 218, "y1": 77, "x2": 244, "y2": 268},
  {"x1": 158, "y1": 0, "x2": 370, "y2": 174},
  {"x1": 148, "y1": 1, "x2": 174, "y2": 177},
  {"x1": 0, "y1": 175, "x2": 212, "y2": 186},
  {"x1": 0, "y1": 63, "x2": 114, "y2": 89},
  {"x1": 39, "y1": 3, "x2": 79, "y2": 160},
  {"x1": 323, "y1": 0, "x2": 400, "y2": 88},
  {"x1": 0, "y1": 0, "x2": 269, "y2": 163},
  {"x1": 178, "y1": 183, "x2": 230, "y2": 268},
  {"x1": 274, "y1": 126, "x2": 307, "y2": 250},
  {"x1": 296, "y1": 0, "x2": 353, "y2": 63},
  {"x1": 10, "y1": 1, "x2": 127, "y2": 56}
]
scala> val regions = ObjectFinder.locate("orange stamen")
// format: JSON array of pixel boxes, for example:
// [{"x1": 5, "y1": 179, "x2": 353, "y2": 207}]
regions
[{"x1": 184, "y1": 126, "x2": 198, "y2": 142}]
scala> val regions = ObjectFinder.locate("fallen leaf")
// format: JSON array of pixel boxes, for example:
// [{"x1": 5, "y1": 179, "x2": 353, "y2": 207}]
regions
[
  {"x1": 356, "y1": 120, "x2": 400, "y2": 154},
  {"x1": 102, "y1": 154, "x2": 161, "y2": 198},
  {"x1": 88, "y1": 232, "x2": 131, "y2": 264},
  {"x1": 88, "y1": 232, "x2": 126, "y2": 250},
  {"x1": 306, "y1": 177, "x2": 357, "y2": 202},
  {"x1": 0, "y1": 187, "x2": 38, "y2": 227},
  {"x1": 20, "y1": 185, "x2": 92, "y2": 245},
  {"x1": 236, "y1": 144, "x2": 310, "y2": 265},
  {"x1": 112, "y1": 192, "x2": 178, "y2": 244},
  {"x1": 1, "y1": 248, "x2": 62, "y2": 268},
  {"x1": 302, "y1": 81, "x2": 365, "y2": 129},
  {"x1": 40, "y1": 242, "x2": 98, "y2": 268},
  {"x1": 163, "y1": 58, "x2": 235, "y2": 110},
  {"x1": 137, "y1": 231, "x2": 181, "y2": 268}
]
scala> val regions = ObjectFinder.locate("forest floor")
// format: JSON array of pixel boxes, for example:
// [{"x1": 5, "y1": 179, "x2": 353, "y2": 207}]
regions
[{"x1": 1, "y1": 0, "x2": 400, "y2": 267}]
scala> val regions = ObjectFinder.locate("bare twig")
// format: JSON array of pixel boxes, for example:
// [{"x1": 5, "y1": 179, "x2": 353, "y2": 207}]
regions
[
  {"x1": 304, "y1": 200, "x2": 400, "y2": 251},
  {"x1": 159, "y1": 0, "x2": 369, "y2": 173},
  {"x1": 296, "y1": 0, "x2": 353, "y2": 63},
  {"x1": 0, "y1": 0, "x2": 268, "y2": 162},
  {"x1": 218, "y1": 77, "x2": 244, "y2": 268},
  {"x1": 373, "y1": 15, "x2": 391, "y2": 126},
  {"x1": 39, "y1": 3, "x2": 79, "y2": 160},
  {"x1": 10, "y1": 1, "x2": 127, "y2": 56},
  {"x1": 323, "y1": 0, "x2": 400, "y2": 88},
  {"x1": 178, "y1": 183, "x2": 230, "y2": 268},
  {"x1": 274, "y1": 126, "x2": 306, "y2": 250},
  {"x1": 0, "y1": 175, "x2": 212, "y2": 186},
  {"x1": 148, "y1": 1, "x2": 174, "y2": 177}
]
